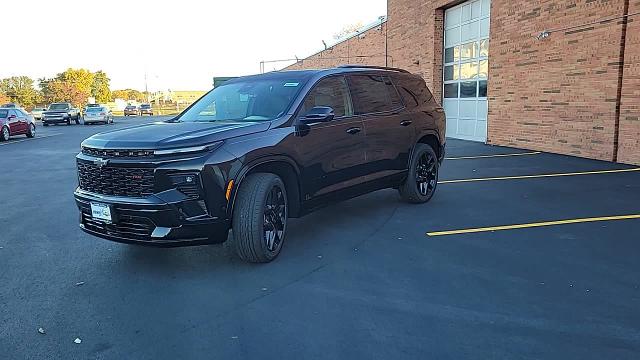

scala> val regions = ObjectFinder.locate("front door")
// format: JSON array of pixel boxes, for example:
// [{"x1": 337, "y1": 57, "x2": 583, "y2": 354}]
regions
[
  {"x1": 7, "y1": 110, "x2": 22, "y2": 134},
  {"x1": 293, "y1": 75, "x2": 367, "y2": 200}
]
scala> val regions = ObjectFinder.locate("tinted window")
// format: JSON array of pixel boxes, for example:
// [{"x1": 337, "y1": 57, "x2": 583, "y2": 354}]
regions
[
  {"x1": 49, "y1": 104, "x2": 69, "y2": 110},
  {"x1": 301, "y1": 76, "x2": 353, "y2": 118},
  {"x1": 384, "y1": 77, "x2": 404, "y2": 110},
  {"x1": 19, "y1": 109, "x2": 29, "y2": 117},
  {"x1": 0, "y1": 110, "x2": 7, "y2": 118},
  {"x1": 348, "y1": 74, "x2": 392, "y2": 114}
]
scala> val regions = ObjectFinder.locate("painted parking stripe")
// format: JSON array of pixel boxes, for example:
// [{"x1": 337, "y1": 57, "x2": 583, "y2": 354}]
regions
[
  {"x1": 427, "y1": 214, "x2": 640, "y2": 237},
  {"x1": 445, "y1": 151, "x2": 541, "y2": 160},
  {"x1": 439, "y1": 168, "x2": 640, "y2": 184},
  {"x1": 0, "y1": 133, "x2": 61, "y2": 146}
]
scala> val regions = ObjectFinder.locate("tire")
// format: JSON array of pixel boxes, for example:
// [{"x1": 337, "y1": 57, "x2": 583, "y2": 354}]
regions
[
  {"x1": 66, "y1": 118, "x2": 71, "y2": 125},
  {"x1": 0, "y1": 126, "x2": 9, "y2": 141},
  {"x1": 399, "y1": 143, "x2": 439, "y2": 204},
  {"x1": 75, "y1": 115, "x2": 80, "y2": 124},
  {"x1": 26, "y1": 123, "x2": 35, "y2": 138},
  {"x1": 231, "y1": 173, "x2": 288, "y2": 263},
  {"x1": 43, "y1": 122, "x2": 49, "y2": 127}
]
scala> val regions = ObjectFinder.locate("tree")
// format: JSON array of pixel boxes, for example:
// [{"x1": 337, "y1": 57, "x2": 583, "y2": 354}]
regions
[
  {"x1": 91, "y1": 71, "x2": 111, "y2": 103},
  {"x1": 40, "y1": 68, "x2": 100, "y2": 107},
  {"x1": 112, "y1": 89, "x2": 145, "y2": 102},
  {"x1": 333, "y1": 22, "x2": 364, "y2": 41},
  {"x1": 0, "y1": 76, "x2": 39, "y2": 108},
  {"x1": 0, "y1": 92, "x2": 9, "y2": 104}
]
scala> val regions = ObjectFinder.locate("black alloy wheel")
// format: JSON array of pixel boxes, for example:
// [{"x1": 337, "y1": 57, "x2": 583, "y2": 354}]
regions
[
  {"x1": 263, "y1": 185, "x2": 287, "y2": 252},
  {"x1": 399, "y1": 143, "x2": 439, "y2": 204}
]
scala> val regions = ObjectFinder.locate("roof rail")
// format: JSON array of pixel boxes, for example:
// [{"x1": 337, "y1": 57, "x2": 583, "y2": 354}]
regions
[{"x1": 337, "y1": 65, "x2": 410, "y2": 74}]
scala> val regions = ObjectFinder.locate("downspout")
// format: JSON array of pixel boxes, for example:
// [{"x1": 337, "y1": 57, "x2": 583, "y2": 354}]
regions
[{"x1": 613, "y1": 0, "x2": 630, "y2": 162}]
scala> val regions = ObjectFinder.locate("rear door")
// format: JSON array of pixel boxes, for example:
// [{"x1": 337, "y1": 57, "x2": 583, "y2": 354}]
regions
[
  {"x1": 347, "y1": 73, "x2": 414, "y2": 181},
  {"x1": 293, "y1": 75, "x2": 367, "y2": 200}
]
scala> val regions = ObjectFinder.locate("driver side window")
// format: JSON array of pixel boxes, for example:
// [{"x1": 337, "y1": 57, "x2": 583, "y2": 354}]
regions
[{"x1": 301, "y1": 76, "x2": 353, "y2": 118}]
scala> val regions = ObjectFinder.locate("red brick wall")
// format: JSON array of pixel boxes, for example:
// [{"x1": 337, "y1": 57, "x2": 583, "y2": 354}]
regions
[
  {"x1": 285, "y1": 22, "x2": 389, "y2": 70},
  {"x1": 618, "y1": 0, "x2": 640, "y2": 165},
  {"x1": 285, "y1": 0, "x2": 640, "y2": 164}
]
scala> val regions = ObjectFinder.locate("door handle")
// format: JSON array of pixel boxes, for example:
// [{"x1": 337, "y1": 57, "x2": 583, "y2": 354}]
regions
[
  {"x1": 400, "y1": 120, "x2": 413, "y2": 127},
  {"x1": 346, "y1": 127, "x2": 362, "y2": 135}
]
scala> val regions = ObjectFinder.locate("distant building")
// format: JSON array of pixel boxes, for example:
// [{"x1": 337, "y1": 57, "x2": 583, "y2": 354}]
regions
[{"x1": 149, "y1": 90, "x2": 206, "y2": 106}]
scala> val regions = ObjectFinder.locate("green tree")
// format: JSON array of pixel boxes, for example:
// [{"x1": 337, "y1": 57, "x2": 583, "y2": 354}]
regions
[
  {"x1": 91, "y1": 71, "x2": 111, "y2": 103},
  {"x1": 112, "y1": 89, "x2": 145, "y2": 102},
  {"x1": 0, "y1": 76, "x2": 39, "y2": 108}
]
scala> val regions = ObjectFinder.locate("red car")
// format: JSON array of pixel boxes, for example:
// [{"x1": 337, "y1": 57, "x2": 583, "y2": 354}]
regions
[{"x1": 0, "y1": 107, "x2": 36, "y2": 141}]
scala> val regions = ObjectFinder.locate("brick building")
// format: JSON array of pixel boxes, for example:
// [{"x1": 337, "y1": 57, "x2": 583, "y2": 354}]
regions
[{"x1": 285, "y1": 0, "x2": 640, "y2": 165}]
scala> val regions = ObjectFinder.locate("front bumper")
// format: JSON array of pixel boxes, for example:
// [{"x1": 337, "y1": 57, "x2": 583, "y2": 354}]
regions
[
  {"x1": 43, "y1": 117, "x2": 68, "y2": 124},
  {"x1": 140, "y1": 110, "x2": 153, "y2": 114},
  {"x1": 84, "y1": 117, "x2": 108, "y2": 123},
  {"x1": 74, "y1": 188, "x2": 230, "y2": 247}
]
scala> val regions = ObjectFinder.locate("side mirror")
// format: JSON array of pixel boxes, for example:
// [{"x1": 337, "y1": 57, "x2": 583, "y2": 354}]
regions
[
  {"x1": 8, "y1": 115, "x2": 16, "y2": 120},
  {"x1": 299, "y1": 106, "x2": 335, "y2": 124}
]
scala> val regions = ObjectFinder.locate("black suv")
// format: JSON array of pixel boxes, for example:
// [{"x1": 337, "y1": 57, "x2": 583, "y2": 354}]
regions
[{"x1": 74, "y1": 66, "x2": 446, "y2": 262}]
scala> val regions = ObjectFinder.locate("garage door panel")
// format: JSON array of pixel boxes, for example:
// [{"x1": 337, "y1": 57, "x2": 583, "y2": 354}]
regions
[{"x1": 443, "y1": 0, "x2": 489, "y2": 143}]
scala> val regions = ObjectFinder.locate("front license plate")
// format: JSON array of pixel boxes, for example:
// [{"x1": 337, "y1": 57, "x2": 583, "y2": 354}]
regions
[{"x1": 90, "y1": 202, "x2": 112, "y2": 222}]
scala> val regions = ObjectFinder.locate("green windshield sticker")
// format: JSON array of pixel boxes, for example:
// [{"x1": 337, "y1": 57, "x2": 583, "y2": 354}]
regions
[{"x1": 284, "y1": 82, "x2": 299, "y2": 87}]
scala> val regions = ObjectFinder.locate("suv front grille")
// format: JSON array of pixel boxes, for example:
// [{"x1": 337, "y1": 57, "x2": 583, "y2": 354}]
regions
[
  {"x1": 82, "y1": 147, "x2": 154, "y2": 158},
  {"x1": 78, "y1": 162, "x2": 154, "y2": 197}
]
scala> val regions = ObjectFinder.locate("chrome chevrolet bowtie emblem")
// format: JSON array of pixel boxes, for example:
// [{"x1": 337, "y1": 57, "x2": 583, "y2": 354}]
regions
[{"x1": 93, "y1": 158, "x2": 109, "y2": 168}]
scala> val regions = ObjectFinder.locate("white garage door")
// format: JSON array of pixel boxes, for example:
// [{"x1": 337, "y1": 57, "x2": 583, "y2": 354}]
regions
[{"x1": 443, "y1": 0, "x2": 490, "y2": 142}]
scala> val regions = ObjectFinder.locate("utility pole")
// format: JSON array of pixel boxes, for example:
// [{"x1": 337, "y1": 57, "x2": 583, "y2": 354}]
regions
[{"x1": 144, "y1": 72, "x2": 149, "y2": 103}]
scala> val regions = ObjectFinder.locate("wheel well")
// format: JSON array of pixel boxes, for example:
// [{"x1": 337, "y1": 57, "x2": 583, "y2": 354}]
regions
[
  {"x1": 244, "y1": 161, "x2": 302, "y2": 218},
  {"x1": 417, "y1": 134, "x2": 441, "y2": 159}
]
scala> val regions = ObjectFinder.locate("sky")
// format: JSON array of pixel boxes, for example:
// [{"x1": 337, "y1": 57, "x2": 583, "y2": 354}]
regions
[{"x1": 2, "y1": 0, "x2": 387, "y2": 91}]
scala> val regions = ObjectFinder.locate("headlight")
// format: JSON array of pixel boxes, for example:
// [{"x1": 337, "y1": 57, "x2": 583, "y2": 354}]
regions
[{"x1": 154, "y1": 141, "x2": 223, "y2": 156}]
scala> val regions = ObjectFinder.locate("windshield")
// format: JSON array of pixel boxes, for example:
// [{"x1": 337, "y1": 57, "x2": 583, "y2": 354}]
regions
[
  {"x1": 87, "y1": 107, "x2": 104, "y2": 112},
  {"x1": 177, "y1": 78, "x2": 306, "y2": 122},
  {"x1": 140, "y1": 104, "x2": 150, "y2": 109},
  {"x1": 49, "y1": 104, "x2": 69, "y2": 110}
]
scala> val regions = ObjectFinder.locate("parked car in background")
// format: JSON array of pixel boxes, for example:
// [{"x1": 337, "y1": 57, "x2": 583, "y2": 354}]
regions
[
  {"x1": 74, "y1": 66, "x2": 446, "y2": 263},
  {"x1": 124, "y1": 105, "x2": 140, "y2": 116},
  {"x1": 1, "y1": 107, "x2": 36, "y2": 141},
  {"x1": 84, "y1": 103, "x2": 101, "y2": 115},
  {"x1": 139, "y1": 104, "x2": 153, "y2": 116},
  {"x1": 83, "y1": 106, "x2": 113, "y2": 125},
  {"x1": 43, "y1": 102, "x2": 81, "y2": 126},
  {"x1": 31, "y1": 107, "x2": 47, "y2": 120}
]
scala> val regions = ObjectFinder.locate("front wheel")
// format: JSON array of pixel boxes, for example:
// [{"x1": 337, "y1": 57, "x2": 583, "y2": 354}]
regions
[
  {"x1": 26, "y1": 123, "x2": 35, "y2": 138},
  {"x1": 1, "y1": 126, "x2": 9, "y2": 141},
  {"x1": 231, "y1": 173, "x2": 288, "y2": 263},
  {"x1": 399, "y1": 143, "x2": 439, "y2": 204}
]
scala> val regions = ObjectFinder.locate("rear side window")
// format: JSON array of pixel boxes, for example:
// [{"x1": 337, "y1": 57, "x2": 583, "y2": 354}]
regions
[
  {"x1": 300, "y1": 76, "x2": 353, "y2": 118},
  {"x1": 0, "y1": 110, "x2": 7, "y2": 118},
  {"x1": 348, "y1": 75, "x2": 391, "y2": 114}
]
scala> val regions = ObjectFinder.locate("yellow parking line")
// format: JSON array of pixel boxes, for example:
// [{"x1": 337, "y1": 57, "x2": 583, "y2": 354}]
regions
[
  {"x1": 427, "y1": 214, "x2": 640, "y2": 237},
  {"x1": 445, "y1": 151, "x2": 541, "y2": 160},
  {"x1": 439, "y1": 168, "x2": 640, "y2": 184}
]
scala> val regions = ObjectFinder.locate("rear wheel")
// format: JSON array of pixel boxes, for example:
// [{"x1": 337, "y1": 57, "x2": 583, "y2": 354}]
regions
[
  {"x1": 231, "y1": 173, "x2": 288, "y2": 263},
  {"x1": 75, "y1": 115, "x2": 80, "y2": 124},
  {"x1": 1, "y1": 126, "x2": 9, "y2": 141},
  {"x1": 26, "y1": 123, "x2": 35, "y2": 138},
  {"x1": 66, "y1": 118, "x2": 71, "y2": 125},
  {"x1": 399, "y1": 143, "x2": 439, "y2": 204}
]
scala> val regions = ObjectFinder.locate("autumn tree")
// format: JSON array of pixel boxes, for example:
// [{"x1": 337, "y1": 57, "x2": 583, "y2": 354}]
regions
[
  {"x1": 112, "y1": 89, "x2": 146, "y2": 102},
  {"x1": 0, "y1": 76, "x2": 39, "y2": 108},
  {"x1": 91, "y1": 71, "x2": 111, "y2": 103},
  {"x1": 0, "y1": 92, "x2": 10, "y2": 104},
  {"x1": 333, "y1": 22, "x2": 364, "y2": 41}
]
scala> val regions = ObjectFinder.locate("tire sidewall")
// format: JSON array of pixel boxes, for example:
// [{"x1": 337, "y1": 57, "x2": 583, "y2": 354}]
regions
[
  {"x1": 406, "y1": 144, "x2": 439, "y2": 202},
  {"x1": 1, "y1": 126, "x2": 9, "y2": 141}
]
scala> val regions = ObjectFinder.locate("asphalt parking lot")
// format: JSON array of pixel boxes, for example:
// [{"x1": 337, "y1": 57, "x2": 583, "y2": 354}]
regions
[{"x1": 1, "y1": 117, "x2": 640, "y2": 359}]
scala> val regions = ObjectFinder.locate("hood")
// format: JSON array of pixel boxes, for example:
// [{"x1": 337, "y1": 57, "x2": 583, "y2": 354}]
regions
[{"x1": 81, "y1": 121, "x2": 271, "y2": 150}]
